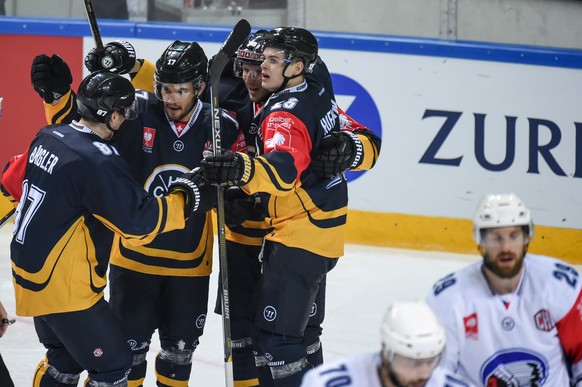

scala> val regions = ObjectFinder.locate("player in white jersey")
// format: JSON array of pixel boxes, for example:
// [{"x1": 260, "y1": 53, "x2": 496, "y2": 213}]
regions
[
  {"x1": 427, "y1": 192, "x2": 582, "y2": 386},
  {"x1": 301, "y1": 300, "x2": 473, "y2": 387}
]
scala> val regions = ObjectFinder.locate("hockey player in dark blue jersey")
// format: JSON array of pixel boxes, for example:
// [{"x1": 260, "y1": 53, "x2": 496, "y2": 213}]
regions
[
  {"x1": 21, "y1": 40, "x2": 241, "y2": 386},
  {"x1": 207, "y1": 29, "x2": 383, "y2": 387},
  {"x1": 84, "y1": 40, "x2": 240, "y2": 386},
  {"x1": 201, "y1": 27, "x2": 349, "y2": 387},
  {"x1": 5, "y1": 71, "x2": 211, "y2": 387}
]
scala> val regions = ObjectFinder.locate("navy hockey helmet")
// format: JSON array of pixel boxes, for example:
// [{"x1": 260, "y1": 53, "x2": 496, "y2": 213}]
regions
[
  {"x1": 263, "y1": 27, "x2": 318, "y2": 73},
  {"x1": 233, "y1": 30, "x2": 268, "y2": 78},
  {"x1": 155, "y1": 40, "x2": 208, "y2": 85},
  {"x1": 76, "y1": 71, "x2": 136, "y2": 123}
]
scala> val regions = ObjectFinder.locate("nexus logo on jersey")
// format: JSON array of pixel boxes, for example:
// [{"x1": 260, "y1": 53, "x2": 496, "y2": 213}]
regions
[
  {"x1": 480, "y1": 349, "x2": 548, "y2": 386},
  {"x1": 143, "y1": 127, "x2": 156, "y2": 153}
]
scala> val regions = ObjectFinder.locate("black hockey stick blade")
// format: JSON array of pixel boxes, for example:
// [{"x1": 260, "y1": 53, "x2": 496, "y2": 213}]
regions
[{"x1": 209, "y1": 19, "x2": 251, "y2": 81}]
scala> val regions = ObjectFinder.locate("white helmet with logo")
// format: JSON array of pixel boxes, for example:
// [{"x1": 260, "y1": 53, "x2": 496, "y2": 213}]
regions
[
  {"x1": 381, "y1": 300, "x2": 445, "y2": 360},
  {"x1": 473, "y1": 192, "x2": 534, "y2": 244}
]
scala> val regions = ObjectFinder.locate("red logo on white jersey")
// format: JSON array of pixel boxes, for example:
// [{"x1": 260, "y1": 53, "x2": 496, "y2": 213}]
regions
[
  {"x1": 143, "y1": 127, "x2": 156, "y2": 153},
  {"x1": 463, "y1": 313, "x2": 479, "y2": 339},
  {"x1": 534, "y1": 309, "x2": 554, "y2": 332}
]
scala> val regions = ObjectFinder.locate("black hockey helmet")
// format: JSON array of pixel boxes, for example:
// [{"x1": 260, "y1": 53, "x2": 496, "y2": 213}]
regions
[
  {"x1": 155, "y1": 40, "x2": 208, "y2": 85},
  {"x1": 76, "y1": 71, "x2": 136, "y2": 123},
  {"x1": 233, "y1": 30, "x2": 268, "y2": 78},
  {"x1": 263, "y1": 27, "x2": 318, "y2": 73}
]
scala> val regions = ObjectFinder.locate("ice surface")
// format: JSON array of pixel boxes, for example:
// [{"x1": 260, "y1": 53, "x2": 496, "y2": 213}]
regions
[{"x1": 0, "y1": 223, "x2": 479, "y2": 386}]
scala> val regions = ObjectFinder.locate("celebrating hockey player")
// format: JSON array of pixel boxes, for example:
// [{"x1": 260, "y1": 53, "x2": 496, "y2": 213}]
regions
[
  {"x1": 4, "y1": 38, "x2": 241, "y2": 386},
  {"x1": 426, "y1": 192, "x2": 582, "y2": 386},
  {"x1": 208, "y1": 29, "x2": 383, "y2": 386},
  {"x1": 3, "y1": 71, "x2": 211, "y2": 386},
  {"x1": 200, "y1": 26, "x2": 348, "y2": 386},
  {"x1": 301, "y1": 300, "x2": 473, "y2": 387}
]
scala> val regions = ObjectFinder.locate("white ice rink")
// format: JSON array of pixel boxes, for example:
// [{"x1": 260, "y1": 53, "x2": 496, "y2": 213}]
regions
[{"x1": 0, "y1": 222, "x2": 480, "y2": 386}]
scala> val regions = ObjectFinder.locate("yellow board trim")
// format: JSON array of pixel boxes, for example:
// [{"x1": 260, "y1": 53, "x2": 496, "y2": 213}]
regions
[{"x1": 346, "y1": 209, "x2": 582, "y2": 264}]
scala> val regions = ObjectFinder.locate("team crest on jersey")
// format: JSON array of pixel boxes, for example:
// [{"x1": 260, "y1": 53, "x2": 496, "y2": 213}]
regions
[
  {"x1": 144, "y1": 164, "x2": 190, "y2": 197},
  {"x1": 143, "y1": 127, "x2": 156, "y2": 153},
  {"x1": 463, "y1": 313, "x2": 478, "y2": 339},
  {"x1": 534, "y1": 309, "x2": 554, "y2": 332},
  {"x1": 480, "y1": 349, "x2": 548, "y2": 386}
]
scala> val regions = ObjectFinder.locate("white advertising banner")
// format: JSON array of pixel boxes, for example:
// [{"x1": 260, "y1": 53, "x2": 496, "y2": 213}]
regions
[{"x1": 84, "y1": 37, "x2": 582, "y2": 230}]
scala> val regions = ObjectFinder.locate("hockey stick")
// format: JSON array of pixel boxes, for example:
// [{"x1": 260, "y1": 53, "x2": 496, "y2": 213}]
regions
[
  {"x1": 209, "y1": 18, "x2": 251, "y2": 387},
  {"x1": 83, "y1": 0, "x2": 104, "y2": 50},
  {"x1": 0, "y1": 207, "x2": 15, "y2": 229},
  {"x1": 83, "y1": 0, "x2": 114, "y2": 69}
]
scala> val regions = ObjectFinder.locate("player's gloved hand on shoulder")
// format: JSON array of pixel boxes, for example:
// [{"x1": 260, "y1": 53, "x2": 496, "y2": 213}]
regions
[
  {"x1": 224, "y1": 186, "x2": 257, "y2": 228},
  {"x1": 311, "y1": 131, "x2": 363, "y2": 178},
  {"x1": 169, "y1": 167, "x2": 215, "y2": 217},
  {"x1": 85, "y1": 40, "x2": 136, "y2": 74},
  {"x1": 31, "y1": 54, "x2": 73, "y2": 103},
  {"x1": 200, "y1": 150, "x2": 254, "y2": 186}
]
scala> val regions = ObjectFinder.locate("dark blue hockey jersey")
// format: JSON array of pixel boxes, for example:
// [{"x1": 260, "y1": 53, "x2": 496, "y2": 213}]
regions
[{"x1": 11, "y1": 122, "x2": 186, "y2": 316}]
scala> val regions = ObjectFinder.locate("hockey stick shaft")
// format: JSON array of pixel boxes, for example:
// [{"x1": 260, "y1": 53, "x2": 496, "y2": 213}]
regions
[
  {"x1": 0, "y1": 207, "x2": 15, "y2": 229},
  {"x1": 209, "y1": 18, "x2": 251, "y2": 387},
  {"x1": 83, "y1": 0, "x2": 104, "y2": 50}
]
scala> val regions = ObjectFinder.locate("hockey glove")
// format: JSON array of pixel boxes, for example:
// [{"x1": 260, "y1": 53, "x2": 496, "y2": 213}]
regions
[
  {"x1": 224, "y1": 186, "x2": 258, "y2": 228},
  {"x1": 85, "y1": 40, "x2": 136, "y2": 74},
  {"x1": 311, "y1": 131, "x2": 363, "y2": 178},
  {"x1": 200, "y1": 150, "x2": 254, "y2": 187},
  {"x1": 169, "y1": 167, "x2": 215, "y2": 216},
  {"x1": 31, "y1": 54, "x2": 73, "y2": 103}
]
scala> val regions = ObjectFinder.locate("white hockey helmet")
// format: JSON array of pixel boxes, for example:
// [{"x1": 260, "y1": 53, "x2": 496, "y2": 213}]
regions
[
  {"x1": 473, "y1": 193, "x2": 534, "y2": 245},
  {"x1": 380, "y1": 300, "x2": 445, "y2": 360}
]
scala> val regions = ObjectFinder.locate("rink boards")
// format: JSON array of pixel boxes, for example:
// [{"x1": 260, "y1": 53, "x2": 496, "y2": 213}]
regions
[{"x1": 0, "y1": 17, "x2": 581, "y2": 261}]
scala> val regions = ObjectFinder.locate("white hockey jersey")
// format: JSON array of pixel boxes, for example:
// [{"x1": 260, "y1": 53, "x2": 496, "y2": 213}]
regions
[
  {"x1": 300, "y1": 352, "x2": 474, "y2": 386},
  {"x1": 426, "y1": 253, "x2": 582, "y2": 386}
]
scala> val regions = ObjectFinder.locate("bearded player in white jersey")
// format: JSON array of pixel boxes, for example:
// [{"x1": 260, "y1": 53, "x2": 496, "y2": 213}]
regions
[
  {"x1": 427, "y1": 192, "x2": 582, "y2": 386},
  {"x1": 301, "y1": 300, "x2": 474, "y2": 387}
]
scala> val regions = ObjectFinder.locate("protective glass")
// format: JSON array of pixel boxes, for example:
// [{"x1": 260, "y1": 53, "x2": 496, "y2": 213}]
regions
[{"x1": 154, "y1": 80, "x2": 199, "y2": 102}]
